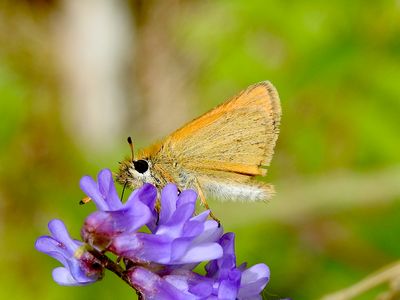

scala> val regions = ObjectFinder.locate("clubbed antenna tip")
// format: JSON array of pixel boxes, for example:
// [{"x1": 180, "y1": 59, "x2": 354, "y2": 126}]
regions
[{"x1": 127, "y1": 136, "x2": 135, "y2": 162}]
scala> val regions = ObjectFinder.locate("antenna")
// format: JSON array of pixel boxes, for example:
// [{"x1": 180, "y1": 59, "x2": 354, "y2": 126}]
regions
[{"x1": 127, "y1": 136, "x2": 135, "y2": 162}]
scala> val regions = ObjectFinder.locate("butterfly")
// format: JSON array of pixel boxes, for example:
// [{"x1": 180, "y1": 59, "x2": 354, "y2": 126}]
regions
[{"x1": 116, "y1": 81, "x2": 281, "y2": 222}]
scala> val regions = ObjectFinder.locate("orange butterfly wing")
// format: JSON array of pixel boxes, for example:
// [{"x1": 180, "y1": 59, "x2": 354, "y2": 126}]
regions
[{"x1": 155, "y1": 81, "x2": 281, "y2": 177}]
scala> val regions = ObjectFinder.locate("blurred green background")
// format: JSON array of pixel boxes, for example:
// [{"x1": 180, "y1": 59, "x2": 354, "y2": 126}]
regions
[{"x1": 1, "y1": 1, "x2": 400, "y2": 299}]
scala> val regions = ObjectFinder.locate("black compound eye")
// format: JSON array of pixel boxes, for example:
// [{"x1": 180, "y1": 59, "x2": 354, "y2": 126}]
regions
[{"x1": 133, "y1": 160, "x2": 149, "y2": 174}]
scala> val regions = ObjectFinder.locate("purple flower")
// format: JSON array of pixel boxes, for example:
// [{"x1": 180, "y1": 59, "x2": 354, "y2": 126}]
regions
[
  {"x1": 110, "y1": 184, "x2": 224, "y2": 265},
  {"x1": 36, "y1": 168, "x2": 271, "y2": 299},
  {"x1": 205, "y1": 233, "x2": 270, "y2": 300},
  {"x1": 80, "y1": 169, "x2": 155, "y2": 249},
  {"x1": 35, "y1": 219, "x2": 103, "y2": 286},
  {"x1": 128, "y1": 233, "x2": 270, "y2": 299}
]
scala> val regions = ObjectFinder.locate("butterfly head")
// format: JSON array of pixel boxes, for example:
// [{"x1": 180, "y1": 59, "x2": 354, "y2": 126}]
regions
[
  {"x1": 116, "y1": 158, "x2": 153, "y2": 189},
  {"x1": 115, "y1": 137, "x2": 154, "y2": 189}
]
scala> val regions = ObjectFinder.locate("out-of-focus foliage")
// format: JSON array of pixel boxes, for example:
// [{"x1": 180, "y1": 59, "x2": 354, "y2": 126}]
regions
[
  {"x1": 177, "y1": 0, "x2": 400, "y2": 176},
  {"x1": 0, "y1": 1, "x2": 399, "y2": 300}
]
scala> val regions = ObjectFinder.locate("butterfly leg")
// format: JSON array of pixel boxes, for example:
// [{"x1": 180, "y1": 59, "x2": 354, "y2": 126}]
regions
[
  {"x1": 154, "y1": 190, "x2": 161, "y2": 225},
  {"x1": 194, "y1": 179, "x2": 221, "y2": 227}
]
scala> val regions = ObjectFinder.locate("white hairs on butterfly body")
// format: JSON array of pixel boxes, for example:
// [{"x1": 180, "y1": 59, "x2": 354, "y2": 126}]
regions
[{"x1": 201, "y1": 180, "x2": 273, "y2": 202}]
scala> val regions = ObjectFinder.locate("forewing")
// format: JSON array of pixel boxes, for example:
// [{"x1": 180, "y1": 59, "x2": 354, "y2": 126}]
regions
[{"x1": 160, "y1": 81, "x2": 281, "y2": 176}]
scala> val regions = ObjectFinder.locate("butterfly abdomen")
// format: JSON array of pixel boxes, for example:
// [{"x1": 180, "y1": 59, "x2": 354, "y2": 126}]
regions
[{"x1": 200, "y1": 179, "x2": 274, "y2": 202}]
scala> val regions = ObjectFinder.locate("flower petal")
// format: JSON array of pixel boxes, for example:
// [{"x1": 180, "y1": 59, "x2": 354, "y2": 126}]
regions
[
  {"x1": 182, "y1": 220, "x2": 204, "y2": 238},
  {"x1": 126, "y1": 183, "x2": 157, "y2": 209},
  {"x1": 111, "y1": 233, "x2": 172, "y2": 264},
  {"x1": 219, "y1": 233, "x2": 235, "y2": 256},
  {"x1": 177, "y1": 243, "x2": 223, "y2": 264},
  {"x1": 35, "y1": 236, "x2": 69, "y2": 266},
  {"x1": 190, "y1": 210, "x2": 210, "y2": 223},
  {"x1": 176, "y1": 189, "x2": 197, "y2": 207},
  {"x1": 170, "y1": 238, "x2": 191, "y2": 263},
  {"x1": 52, "y1": 265, "x2": 97, "y2": 286},
  {"x1": 157, "y1": 202, "x2": 195, "y2": 238},
  {"x1": 52, "y1": 267, "x2": 82, "y2": 286},
  {"x1": 238, "y1": 264, "x2": 270, "y2": 299},
  {"x1": 159, "y1": 184, "x2": 179, "y2": 225},
  {"x1": 218, "y1": 278, "x2": 240, "y2": 300},
  {"x1": 164, "y1": 275, "x2": 190, "y2": 293},
  {"x1": 192, "y1": 220, "x2": 223, "y2": 246},
  {"x1": 189, "y1": 281, "x2": 213, "y2": 297},
  {"x1": 205, "y1": 259, "x2": 218, "y2": 278},
  {"x1": 97, "y1": 169, "x2": 123, "y2": 210},
  {"x1": 129, "y1": 267, "x2": 197, "y2": 300},
  {"x1": 79, "y1": 175, "x2": 109, "y2": 211}
]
